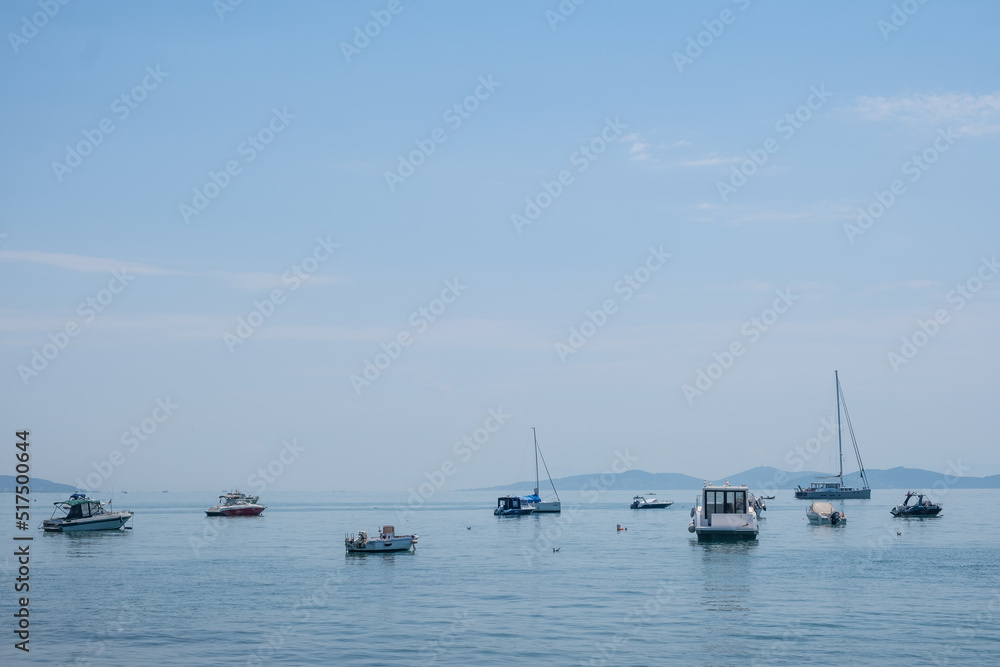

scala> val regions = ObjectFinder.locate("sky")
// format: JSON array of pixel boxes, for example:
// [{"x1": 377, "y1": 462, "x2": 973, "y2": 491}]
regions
[{"x1": 1, "y1": 1, "x2": 998, "y2": 493}]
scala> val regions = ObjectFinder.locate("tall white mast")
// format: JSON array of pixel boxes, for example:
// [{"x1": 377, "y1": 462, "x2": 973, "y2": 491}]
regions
[{"x1": 836, "y1": 370, "x2": 843, "y2": 483}]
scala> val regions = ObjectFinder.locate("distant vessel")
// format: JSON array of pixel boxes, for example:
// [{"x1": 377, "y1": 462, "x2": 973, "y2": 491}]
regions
[
  {"x1": 630, "y1": 495, "x2": 673, "y2": 509},
  {"x1": 520, "y1": 428, "x2": 561, "y2": 513},
  {"x1": 806, "y1": 501, "x2": 846, "y2": 525},
  {"x1": 890, "y1": 492, "x2": 942, "y2": 517},
  {"x1": 205, "y1": 490, "x2": 266, "y2": 516},
  {"x1": 794, "y1": 371, "x2": 871, "y2": 500},
  {"x1": 688, "y1": 482, "x2": 758, "y2": 541},
  {"x1": 495, "y1": 495, "x2": 534, "y2": 516},
  {"x1": 42, "y1": 494, "x2": 133, "y2": 532},
  {"x1": 345, "y1": 525, "x2": 417, "y2": 553}
]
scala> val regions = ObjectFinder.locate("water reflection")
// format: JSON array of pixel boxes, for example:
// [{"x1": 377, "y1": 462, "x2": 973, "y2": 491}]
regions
[{"x1": 696, "y1": 539, "x2": 757, "y2": 613}]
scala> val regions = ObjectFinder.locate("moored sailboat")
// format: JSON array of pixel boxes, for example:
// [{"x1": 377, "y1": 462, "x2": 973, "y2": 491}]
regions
[
  {"x1": 521, "y1": 427, "x2": 561, "y2": 513},
  {"x1": 794, "y1": 371, "x2": 871, "y2": 500}
]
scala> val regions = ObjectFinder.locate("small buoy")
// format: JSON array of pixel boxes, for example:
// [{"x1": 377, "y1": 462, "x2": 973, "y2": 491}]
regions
[{"x1": 617, "y1": 524, "x2": 626, "y2": 532}]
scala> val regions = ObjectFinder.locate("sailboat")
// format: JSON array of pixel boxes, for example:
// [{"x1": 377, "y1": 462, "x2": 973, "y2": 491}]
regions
[
  {"x1": 520, "y1": 428, "x2": 561, "y2": 513},
  {"x1": 794, "y1": 371, "x2": 871, "y2": 500}
]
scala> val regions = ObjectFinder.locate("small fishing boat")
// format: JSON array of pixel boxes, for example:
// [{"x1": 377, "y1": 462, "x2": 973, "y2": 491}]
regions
[
  {"x1": 205, "y1": 490, "x2": 266, "y2": 516},
  {"x1": 495, "y1": 495, "x2": 534, "y2": 516},
  {"x1": 630, "y1": 495, "x2": 673, "y2": 509},
  {"x1": 890, "y1": 491, "x2": 942, "y2": 517},
  {"x1": 806, "y1": 501, "x2": 846, "y2": 525},
  {"x1": 688, "y1": 482, "x2": 758, "y2": 541},
  {"x1": 42, "y1": 494, "x2": 133, "y2": 532},
  {"x1": 345, "y1": 525, "x2": 417, "y2": 553},
  {"x1": 750, "y1": 492, "x2": 767, "y2": 517}
]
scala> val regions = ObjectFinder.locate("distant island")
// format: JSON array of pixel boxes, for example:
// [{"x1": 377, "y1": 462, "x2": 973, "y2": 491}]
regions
[
  {"x1": 0, "y1": 475, "x2": 79, "y2": 493},
  {"x1": 470, "y1": 466, "x2": 1000, "y2": 491}
]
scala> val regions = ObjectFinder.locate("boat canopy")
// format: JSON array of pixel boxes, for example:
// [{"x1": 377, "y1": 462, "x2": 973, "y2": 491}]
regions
[
  {"x1": 809, "y1": 501, "x2": 835, "y2": 514},
  {"x1": 520, "y1": 494, "x2": 542, "y2": 504},
  {"x1": 55, "y1": 496, "x2": 100, "y2": 506}
]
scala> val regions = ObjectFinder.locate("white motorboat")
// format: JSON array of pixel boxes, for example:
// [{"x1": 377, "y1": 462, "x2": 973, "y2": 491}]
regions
[
  {"x1": 205, "y1": 490, "x2": 266, "y2": 516},
  {"x1": 495, "y1": 495, "x2": 535, "y2": 516},
  {"x1": 806, "y1": 501, "x2": 846, "y2": 525},
  {"x1": 42, "y1": 494, "x2": 133, "y2": 532},
  {"x1": 630, "y1": 495, "x2": 673, "y2": 509},
  {"x1": 520, "y1": 427, "x2": 561, "y2": 513},
  {"x1": 345, "y1": 525, "x2": 417, "y2": 553},
  {"x1": 688, "y1": 482, "x2": 758, "y2": 541}
]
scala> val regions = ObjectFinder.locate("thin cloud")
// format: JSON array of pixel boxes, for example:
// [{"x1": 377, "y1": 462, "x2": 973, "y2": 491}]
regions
[
  {"x1": 0, "y1": 250, "x2": 185, "y2": 275},
  {"x1": 854, "y1": 92, "x2": 1000, "y2": 136},
  {"x1": 680, "y1": 155, "x2": 743, "y2": 167}
]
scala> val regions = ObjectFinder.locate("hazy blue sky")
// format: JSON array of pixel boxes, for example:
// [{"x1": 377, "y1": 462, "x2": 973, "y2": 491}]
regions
[{"x1": 2, "y1": 1, "x2": 998, "y2": 492}]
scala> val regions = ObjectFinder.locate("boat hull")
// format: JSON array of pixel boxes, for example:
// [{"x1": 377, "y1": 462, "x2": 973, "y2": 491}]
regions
[
  {"x1": 494, "y1": 509, "x2": 534, "y2": 516},
  {"x1": 795, "y1": 488, "x2": 870, "y2": 499},
  {"x1": 345, "y1": 536, "x2": 416, "y2": 553},
  {"x1": 891, "y1": 507, "x2": 942, "y2": 517},
  {"x1": 806, "y1": 513, "x2": 847, "y2": 525},
  {"x1": 43, "y1": 513, "x2": 132, "y2": 532},
  {"x1": 206, "y1": 505, "x2": 266, "y2": 516},
  {"x1": 532, "y1": 501, "x2": 561, "y2": 513},
  {"x1": 632, "y1": 502, "x2": 673, "y2": 509}
]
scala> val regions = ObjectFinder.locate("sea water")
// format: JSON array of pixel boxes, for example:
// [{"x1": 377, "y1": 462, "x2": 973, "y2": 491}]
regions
[{"x1": 4, "y1": 489, "x2": 999, "y2": 666}]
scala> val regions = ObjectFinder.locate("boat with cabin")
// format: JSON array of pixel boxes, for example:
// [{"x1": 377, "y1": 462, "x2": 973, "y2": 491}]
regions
[
  {"x1": 806, "y1": 501, "x2": 846, "y2": 525},
  {"x1": 205, "y1": 490, "x2": 266, "y2": 516},
  {"x1": 42, "y1": 494, "x2": 133, "y2": 532},
  {"x1": 890, "y1": 491, "x2": 942, "y2": 517},
  {"x1": 794, "y1": 371, "x2": 872, "y2": 500},
  {"x1": 345, "y1": 525, "x2": 417, "y2": 552},
  {"x1": 688, "y1": 482, "x2": 758, "y2": 541},
  {"x1": 630, "y1": 495, "x2": 673, "y2": 509},
  {"x1": 495, "y1": 495, "x2": 535, "y2": 516}
]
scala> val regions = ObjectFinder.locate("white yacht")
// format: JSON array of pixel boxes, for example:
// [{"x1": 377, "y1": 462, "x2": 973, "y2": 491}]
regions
[
  {"x1": 42, "y1": 494, "x2": 133, "y2": 532},
  {"x1": 688, "y1": 482, "x2": 758, "y2": 541}
]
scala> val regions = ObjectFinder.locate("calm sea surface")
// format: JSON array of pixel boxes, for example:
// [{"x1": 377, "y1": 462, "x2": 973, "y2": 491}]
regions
[{"x1": 4, "y1": 489, "x2": 999, "y2": 666}]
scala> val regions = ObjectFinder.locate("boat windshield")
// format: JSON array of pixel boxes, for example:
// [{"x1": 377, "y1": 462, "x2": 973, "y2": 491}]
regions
[{"x1": 703, "y1": 489, "x2": 746, "y2": 517}]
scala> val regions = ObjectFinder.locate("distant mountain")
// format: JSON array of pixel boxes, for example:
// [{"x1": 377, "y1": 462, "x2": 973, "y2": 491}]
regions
[
  {"x1": 473, "y1": 466, "x2": 1000, "y2": 491},
  {"x1": 0, "y1": 475, "x2": 79, "y2": 493}
]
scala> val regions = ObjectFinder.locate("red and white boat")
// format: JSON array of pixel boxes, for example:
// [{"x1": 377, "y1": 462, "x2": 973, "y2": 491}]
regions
[{"x1": 205, "y1": 490, "x2": 266, "y2": 516}]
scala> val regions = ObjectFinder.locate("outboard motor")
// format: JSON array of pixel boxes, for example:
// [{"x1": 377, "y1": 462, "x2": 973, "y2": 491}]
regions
[{"x1": 831, "y1": 511, "x2": 841, "y2": 525}]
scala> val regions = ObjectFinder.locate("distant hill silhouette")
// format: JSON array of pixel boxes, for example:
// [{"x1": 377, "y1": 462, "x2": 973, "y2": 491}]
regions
[
  {"x1": 0, "y1": 475, "x2": 79, "y2": 493},
  {"x1": 472, "y1": 466, "x2": 1000, "y2": 491}
]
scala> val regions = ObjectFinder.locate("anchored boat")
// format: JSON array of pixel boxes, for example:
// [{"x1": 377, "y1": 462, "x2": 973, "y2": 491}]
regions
[
  {"x1": 495, "y1": 495, "x2": 534, "y2": 516},
  {"x1": 42, "y1": 494, "x2": 133, "y2": 532},
  {"x1": 806, "y1": 501, "x2": 846, "y2": 525},
  {"x1": 205, "y1": 490, "x2": 266, "y2": 516},
  {"x1": 794, "y1": 371, "x2": 872, "y2": 500},
  {"x1": 688, "y1": 482, "x2": 758, "y2": 541},
  {"x1": 630, "y1": 495, "x2": 673, "y2": 509},
  {"x1": 890, "y1": 491, "x2": 942, "y2": 517},
  {"x1": 345, "y1": 525, "x2": 417, "y2": 553},
  {"x1": 519, "y1": 428, "x2": 561, "y2": 513}
]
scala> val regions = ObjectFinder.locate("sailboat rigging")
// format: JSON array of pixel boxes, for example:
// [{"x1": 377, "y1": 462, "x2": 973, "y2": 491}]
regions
[
  {"x1": 522, "y1": 428, "x2": 561, "y2": 513},
  {"x1": 794, "y1": 371, "x2": 872, "y2": 499}
]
